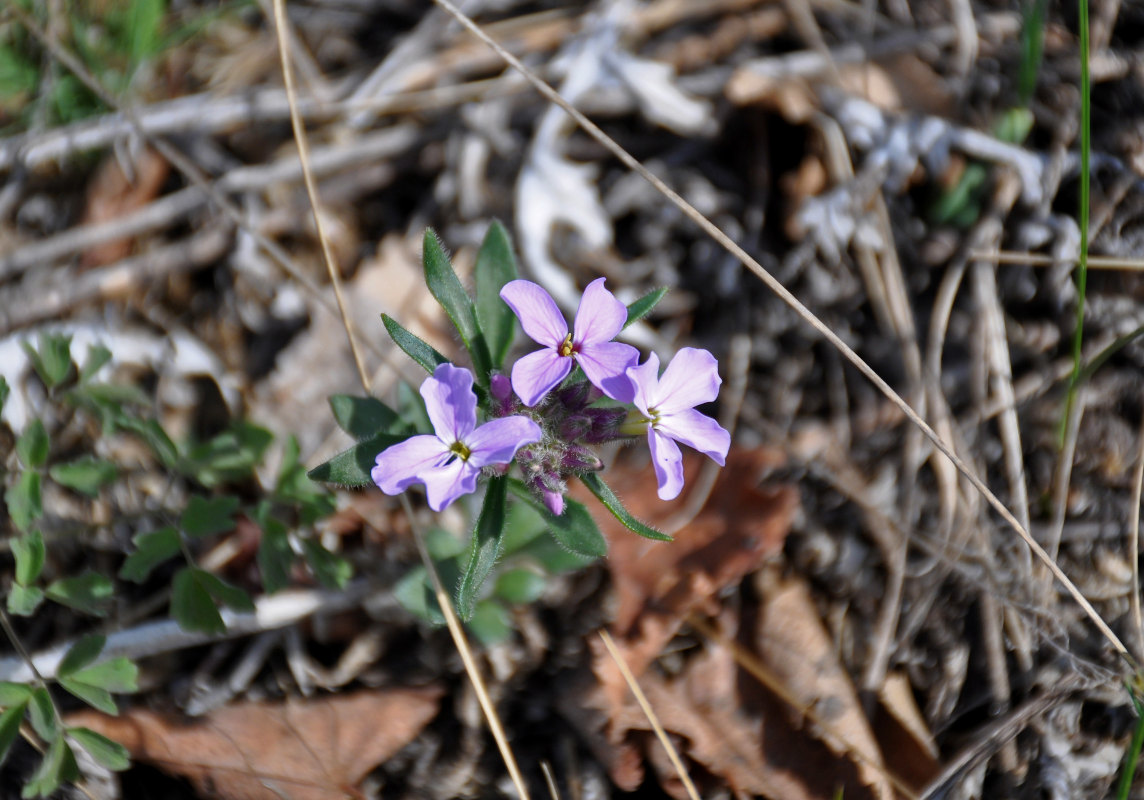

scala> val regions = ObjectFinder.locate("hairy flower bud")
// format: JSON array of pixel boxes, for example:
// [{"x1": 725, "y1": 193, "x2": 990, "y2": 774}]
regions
[
  {"x1": 554, "y1": 380, "x2": 592, "y2": 412},
  {"x1": 557, "y1": 414, "x2": 592, "y2": 442},
  {"x1": 561, "y1": 444, "x2": 603, "y2": 473},
  {"x1": 583, "y1": 406, "x2": 628, "y2": 443},
  {"x1": 542, "y1": 488, "x2": 565, "y2": 516}
]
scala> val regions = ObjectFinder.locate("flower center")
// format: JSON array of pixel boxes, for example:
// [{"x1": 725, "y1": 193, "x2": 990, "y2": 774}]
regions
[
  {"x1": 618, "y1": 407, "x2": 657, "y2": 436},
  {"x1": 449, "y1": 440, "x2": 472, "y2": 461},
  {"x1": 558, "y1": 332, "x2": 576, "y2": 358}
]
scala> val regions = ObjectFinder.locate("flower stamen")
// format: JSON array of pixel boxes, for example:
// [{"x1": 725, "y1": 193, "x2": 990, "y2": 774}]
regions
[
  {"x1": 449, "y1": 440, "x2": 472, "y2": 461},
  {"x1": 558, "y1": 332, "x2": 575, "y2": 358}
]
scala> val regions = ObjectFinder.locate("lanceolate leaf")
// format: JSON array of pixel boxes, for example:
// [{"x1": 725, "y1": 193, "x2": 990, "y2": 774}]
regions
[
  {"x1": 22, "y1": 734, "x2": 78, "y2": 799},
  {"x1": 28, "y1": 688, "x2": 57, "y2": 741},
  {"x1": 58, "y1": 677, "x2": 117, "y2": 716},
  {"x1": 507, "y1": 480, "x2": 607, "y2": 558},
  {"x1": 307, "y1": 432, "x2": 410, "y2": 487},
  {"x1": 381, "y1": 314, "x2": 450, "y2": 375},
  {"x1": 171, "y1": 568, "x2": 224, "y2": 635},
  {"x1": 0, "y1": 702, "x2": 25, "y2": 769},
  {"x1": 6, "y1": 470, "x2": 43, "y2": 532},
  {"x1": 328, "y1": 395, "x2": 401, "y2": 441},
  {"x1": 16, "y1": 419, "x2": 49, "y2": 468},
  {"x1": 7, "y1": 585, "x2": 43, "y2": 616},
  {"x1": 180, "y1": 495, "x2": 240, "y2": 538},
  {"x1": 456, "y1": 476, "x2": 508, "y2": 620},
  {"x1": 579, "y1": 472, "x2": 671, "y2": 542},
  {"x1": 474, "y1": 220, "x2": 519, "y2": 369},
  {"x1": 422, "y1": 229, "x2": 492, "y2": 382},
  {"x1": 49, "y1": 458, "x2": 118, "y2": 497},
  {"x1": 624, "y1": 287, "x2": 669, "y2": 329},
  {"x1": 70, "y1": 658, "x2": 139, "y2": 694}
]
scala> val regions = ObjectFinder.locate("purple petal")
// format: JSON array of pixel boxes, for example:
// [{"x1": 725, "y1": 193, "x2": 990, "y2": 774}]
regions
[
  {"x1": 421, "y1": 458, "x2": 481, "y2": 511},
  {"x1": 420, "y1": 363, "x2": 477, "y2": 442},
  {"x1": 656, "y1": 408, "x2": 730, "y2": 465},
  {"x1": 653, "y1": 347, "x2": 722, "y2": 414},
  {"x1": 500, "y1": 280, "x2": 568, "y2": 348},
  {"x1": 573, "y1": 277, "x2": 627, "y2": 345},
  {"x1": 465, "y1": 416, "x2": 543, "y2": 468},
  {"x1": 647, "y1": 428, "x2": 684, "y2": 501},
  {"x1": 625, "y1": 352, "x2": 661, "y2": 418},
  {"x1": 510, "y1": 348, "x2": 572, "y2": 407},
  {"x1": 576, "y1": 340, "x2": 640, "y2": 402},
  {"x1": 371, "y1": 435, "x2": 450, "y2": 495}
]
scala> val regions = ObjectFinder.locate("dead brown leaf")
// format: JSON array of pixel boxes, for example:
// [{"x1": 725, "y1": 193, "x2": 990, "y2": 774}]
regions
[
  {"x1": 79, "y1": 147, "x2": 170, "y2": 268},
  {"x1": 754, "y1": 571, "x2": 894, "y2": 800},
  {"x1": 66, "y1": 687, "x2": 442, "y2": 800}
]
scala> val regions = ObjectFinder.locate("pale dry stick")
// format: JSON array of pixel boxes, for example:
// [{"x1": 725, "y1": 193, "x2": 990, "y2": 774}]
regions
[
  {"x1": 5, "y1": 5, "x2": 409, "y2": 376},
  {"x1": 1131, "y1": 403, "x2": 1144, "y2": 664},
  {"x1": 430, "y1": 0, "x2": 1135, "y2": 661},
  {"x1": 974, "y1": 250, "x2": 1144, "y2": 270},
  {"x1": 540, "y1": 761, "x2": 561, "y2": 800},
  {"x1": 661, "y1": 333, "x2": 750, "y2": 536},
  {"x1": 597, "y1": 630, "x2": 701, "y2": 800},
  {"x1": 268, "y1": 4, "x2": 531, "y2": 798},
  {"x1": 400, "y1": 495, "x2": 532, "y2": 800},
  {"x1": 270, "y1": 0, "x2": 368, "y2": 395},
  {"x1": 686, "y1": 614, "x2": 919, "y2": 800}
]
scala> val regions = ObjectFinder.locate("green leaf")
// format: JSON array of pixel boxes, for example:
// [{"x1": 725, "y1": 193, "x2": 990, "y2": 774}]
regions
[
  {"x1": 473, "y1": 220, "x2": 519, "y2": 370},
  {"x1": 22, "y1": 734, "x2": 77, "y2": 799},
  {"x1": 181, "y1": 422, "x2": 273, "y2": 486},
  {"x1": 0, "y1": 702, "x2": 25, "y2": 769},
  {"x1": 46, "y1": 572, "x2": 115, "y2": 616},
  {"x1": 381, "y1": 314, "x2": 451, "y2": 376},
  {"x1": 301, "y1": 539, "x2": 352, "y2": 589},
  {"x1": 624, "y1": 287, "x2": 669, "y2": 329},
  {"x1": 58, "y1": 677, "x2": 116, "y2": 716},
  {"x1": 425, "y1": 526, "x2": 466, "y2": 560},
  {"x1": 170, "y1": 568, "x2": 223, "y2": 635},
  {"x1": 397, "y1": 381, "x2": 433, "y2": 433},
  {"x1": 12, "y1": 529, "x2": 45, "y2": 586},
  {"x1": 127, "y1": 0, "x2": 165, "y2": 64},
  {"x1": 275, "y1": 437, "x2": 335, "y2": 523},
  {"x1": 190, "y1": 568, "x2": 254, "y2": 612},
  {"x1": 28, "y1": 688, "x2": 56, "y2": 741},
  {"x1": 68, "y1": 726, "x2": 130, "y2": 771},
  {"x1": 22, "y1": 333, "x2": 72, "y2": 388},
  {"x1": 119, "y1": 526, "x2": 180, "y2": 583},
  {"x1": 5, "y1": 470, "x2": 42, "y2": 531},
  {"x1": 328, "y1": 395, "x2": 401, "y2": 441},
  {"x1": 306, "y1": 432, "x2": 409, "y2": 488},
  {"x1": 49, "y1": 457, "x2": 119, "y2": 497},
  {"x1": 254, "y1": 504, "x2": 292, "y2": 594},
  {"x1": 70, "y1": 657, "x2": 139, "y2": 694},
  {"x1": 507, "y1": 481, "x2": 607, "y2": 558},
  {"x1": 494, "y1": 568, "x2": 546, "y2": 605},
  {"x1": 422, "y1": 228, "x2": 492, "y2": 382},
  {"x1": 394, "y1": 566, "x2": 444, "y2": 626},
  {"x1": 16, "y1": 419, "x2": 48, "y2": 468},
  {"x1": 0, "y1": 683, "x2": 32, "y2": 708},
  {"x1": 78, "y1": 344, "x2": 112, "y2": 384},
  {"x1": 469, "y1": 599, "x2": 512, "y2": 645},
  {"x1": 115, "y1": 417, "x2": 178, "y2": 467},
  {"x1": 457, "y1": 476, "x2": 508, "y2": 620},
  {"x1": 180, "y1": 494, "x2": 240, "y2": 538},
  {"x1": 7, "y1": 584, "x2": 43, "y2": 616},
  {"x1": 0, "y1": 376, "x2": 8, "y2": 411},
  {"x1": 57, "y1": 635, "x2": 106, "y2": 677},
  {"x1": 579, "y1": 473, "x2": 671, "y2": 541}
]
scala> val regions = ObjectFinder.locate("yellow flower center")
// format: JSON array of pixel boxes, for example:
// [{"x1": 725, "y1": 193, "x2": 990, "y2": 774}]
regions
[
  {"x1": 558, "y1": 332, "x2": 575, "y2": 358},
  {"x1": 619, "y1": 407, "x2": 657, "y2": 436},
  {"x1": 449, "y1": 440, "x2": 472, "y2": 461}
]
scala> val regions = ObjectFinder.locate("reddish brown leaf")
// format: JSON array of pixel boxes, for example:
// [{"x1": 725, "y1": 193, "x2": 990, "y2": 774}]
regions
[
  {"x1": 66, "y1": 687, "x2": 442, "y2": 800},
  {"x1": 80, "y1": 147, "x2": 170, "y2": 268}
]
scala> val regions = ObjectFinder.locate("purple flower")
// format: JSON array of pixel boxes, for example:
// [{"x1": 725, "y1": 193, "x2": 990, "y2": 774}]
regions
[
  {"x1": 372, "y1": 363, "x2": 541, "y2": 511},
  {"x1": 500, "y1": 278, "x2": 639, "y2": 407},
  {"x1": 623, "y1": 348, "x2": 731, "y2": 501}
]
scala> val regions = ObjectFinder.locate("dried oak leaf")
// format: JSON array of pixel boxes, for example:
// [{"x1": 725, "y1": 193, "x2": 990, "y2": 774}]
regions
[
  {"x1": 592, "y1": 446, "x2": 796, "y2": 680},
  {"x1": 66, "y1": 687, "x2": 442, "y2": 800},
  {"x1": 753, "y1": 572, "x2": 894, "y2": 800}
]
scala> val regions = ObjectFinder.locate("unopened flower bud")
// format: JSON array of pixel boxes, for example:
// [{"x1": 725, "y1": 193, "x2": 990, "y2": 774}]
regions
[
  {"x1": 561, "y1": 444, "x2": 603, "y2": 472},
  {"x1": 583, "y1": 406, "x2": 629, "y2": 443},
  {"x1": 558, "y1": 414, "x2": 592, "y2": 441},
  {"x1": 543, "y1": 489, "x2": 565, "y2": 516},
  {"x1": 491, "y1": 373, "x2": 513, "y2": 403},
  {"x1": 554, "y1": 380, "x2": 591, "y2": 412}
]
